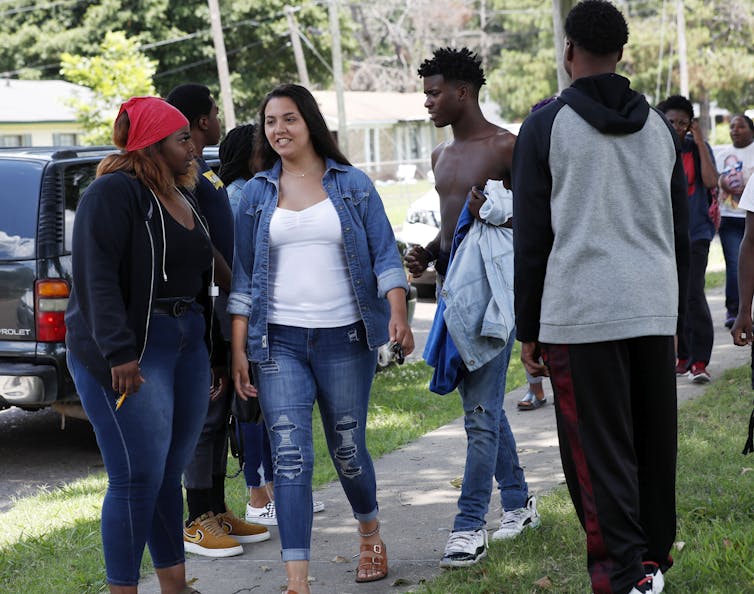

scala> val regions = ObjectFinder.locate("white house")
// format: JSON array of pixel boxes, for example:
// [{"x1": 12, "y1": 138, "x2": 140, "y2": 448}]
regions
[{"x1": 0, "y1": 79, "x2": 91, "y2": 146}]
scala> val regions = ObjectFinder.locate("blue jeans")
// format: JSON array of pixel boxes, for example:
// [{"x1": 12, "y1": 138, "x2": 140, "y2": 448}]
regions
[
  {"x1": 242, "y1": 420, "x2": 273, "y2": 488},
  {"x1": 67, "y1": 309, "x2": 210, "y2": 586},
  {"x1": 453, "y1": 331, "x2": 528, "y2": 532},
  {"x1": 253, "y1": 321, "x2": 379, "y2": 562},
  {"x1": 719, "y1": 216, "x2": 745, "y2": 317}
]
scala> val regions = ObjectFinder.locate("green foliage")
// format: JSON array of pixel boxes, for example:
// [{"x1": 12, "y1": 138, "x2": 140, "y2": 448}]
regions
[
  {"x1": 60, "y1": 31, "x2": 156, "y2": 145},
  {"x1": 485, "y1": 0, "x2": 558, "y2": 121}
]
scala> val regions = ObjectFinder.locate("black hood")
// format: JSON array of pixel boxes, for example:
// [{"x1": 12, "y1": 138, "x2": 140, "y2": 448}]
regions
[{"x1": 558, "y1": 73, "x2": 649, "y2": 134}]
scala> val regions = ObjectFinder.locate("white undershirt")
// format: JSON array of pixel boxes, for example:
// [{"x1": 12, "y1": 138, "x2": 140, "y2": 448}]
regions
[{"x1": 268, "y1": 199, "x2": 360, "y2": 328}]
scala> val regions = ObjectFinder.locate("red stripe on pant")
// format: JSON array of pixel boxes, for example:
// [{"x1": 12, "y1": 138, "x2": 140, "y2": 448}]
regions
[{"x1": 543, "y1": 344, "x2": 613, "y2": 593}]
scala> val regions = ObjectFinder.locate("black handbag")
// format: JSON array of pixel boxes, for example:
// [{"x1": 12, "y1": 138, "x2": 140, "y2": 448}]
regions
[{"x1": 231, "y1": 392, "x2": 262, "y2": 424}]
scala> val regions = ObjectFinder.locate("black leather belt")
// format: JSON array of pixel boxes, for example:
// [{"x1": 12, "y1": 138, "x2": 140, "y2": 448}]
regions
[{"x1": 152, "y1": 297, "x2": 195, "y2": 317}]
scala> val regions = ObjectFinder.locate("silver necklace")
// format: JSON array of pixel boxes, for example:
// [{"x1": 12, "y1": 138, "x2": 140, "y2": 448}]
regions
[{"x1": 282, "y1": 163, "x2": 318, "y2": 178}]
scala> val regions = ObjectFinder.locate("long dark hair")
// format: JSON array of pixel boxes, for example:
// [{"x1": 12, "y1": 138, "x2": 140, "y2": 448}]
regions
[
  {"x1": 253, "y1": 83, "x2": 351, "y2": 172},
  {"x1": 218, "y1": 124, "x2": 256, "y2": 185}
]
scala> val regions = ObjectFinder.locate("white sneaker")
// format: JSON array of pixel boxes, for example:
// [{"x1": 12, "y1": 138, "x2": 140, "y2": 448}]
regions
[
  {"x1": 246, "y1": 499, "x2": 325, "y2": 525},
  {"x1": 491, "y1": 495, "x2": 541, "y2": 540},
  {"x1": 245, "y1": 501, "x2": 277, "y2": 526},
  {"x1": 439, "y1": 529, "x2": 488, "y2": 568}
]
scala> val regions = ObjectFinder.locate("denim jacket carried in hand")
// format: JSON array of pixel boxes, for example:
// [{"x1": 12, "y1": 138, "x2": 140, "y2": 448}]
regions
[
  {"x1": 227, "y1": 158, "x2": 408, "y2": 362},
  {"x1": 427, "y1": 181, "x2": 515, "y2": 376}
]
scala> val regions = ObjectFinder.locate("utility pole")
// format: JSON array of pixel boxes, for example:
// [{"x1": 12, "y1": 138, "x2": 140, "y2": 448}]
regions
[
  {"x1": 328, "y1": 0, "x2": 348, "y2": 155},
  {"x1": 676, "y1": 0, "x2": 689, "y2": 98},
  {"x1": 207, "y1": 0, "x2": 236, "y2": 131},
  {"x1": 551, "y1": 0, "x2": 577, "y2": 92},
  {"x1": 285, "y1": 5, "x2": 311, "y2": 88}
]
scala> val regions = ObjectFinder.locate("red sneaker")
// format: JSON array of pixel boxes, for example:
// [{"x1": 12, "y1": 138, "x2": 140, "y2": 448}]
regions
[
  {"x1": 674, "y1": 358, "x2": 689, "y2": 376},
  {"x1": 689, "y1": 362, "x2": 711, "y2": 384}
]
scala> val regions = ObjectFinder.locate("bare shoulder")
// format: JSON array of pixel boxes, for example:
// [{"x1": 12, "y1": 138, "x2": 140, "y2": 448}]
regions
[{"x1": 490, "y1": 127, "x2": 516, "y2": 156}]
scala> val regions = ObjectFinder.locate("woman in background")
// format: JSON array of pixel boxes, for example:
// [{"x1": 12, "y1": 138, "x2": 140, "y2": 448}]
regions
[{"x1": 229, "y1": 84, "x2": 413, "y2": 594}]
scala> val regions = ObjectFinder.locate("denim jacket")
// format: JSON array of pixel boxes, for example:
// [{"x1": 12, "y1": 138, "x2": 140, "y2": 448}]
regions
[
  {"x1": 437, "y1": 182, "x2": 515, "y2": 372},
  {"x1": 227, "y1": 158, "x2": 408, "y2": 362}
]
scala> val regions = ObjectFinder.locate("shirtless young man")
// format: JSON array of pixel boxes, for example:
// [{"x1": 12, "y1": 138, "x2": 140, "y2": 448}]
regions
[{"x1": 407, "y1": 47, "x2": 539, "y2": 569}]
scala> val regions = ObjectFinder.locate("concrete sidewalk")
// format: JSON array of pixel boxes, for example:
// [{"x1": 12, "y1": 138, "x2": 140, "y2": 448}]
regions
[{"x1": 140, "y1": 285, "x2": 749, "y2": 594}]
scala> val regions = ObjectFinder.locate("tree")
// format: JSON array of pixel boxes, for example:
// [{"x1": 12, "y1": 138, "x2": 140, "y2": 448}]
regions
[{"x1": 60, "y1": 31, "x2": 156, "y2": 145}]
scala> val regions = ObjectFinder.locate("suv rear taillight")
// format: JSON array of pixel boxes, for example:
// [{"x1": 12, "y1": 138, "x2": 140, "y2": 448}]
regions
[{"x1": 35, "y1": 280, "x2": 69, "y2": 342}]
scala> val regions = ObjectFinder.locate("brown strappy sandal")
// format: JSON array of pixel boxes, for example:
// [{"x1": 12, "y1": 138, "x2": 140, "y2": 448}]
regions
[{"x1": 355, "y1": 521, "x2": 388, "y2": 583}]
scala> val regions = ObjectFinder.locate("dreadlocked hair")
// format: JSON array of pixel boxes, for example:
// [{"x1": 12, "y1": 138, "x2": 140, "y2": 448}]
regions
[{"x1": 417, "y1": 47, "x2": 486, "y2": 90}]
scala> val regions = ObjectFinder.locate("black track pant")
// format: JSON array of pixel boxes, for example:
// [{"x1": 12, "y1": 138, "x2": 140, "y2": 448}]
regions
[{"x1": 543, "y1": 336, "x2": 677, "y2": 594}]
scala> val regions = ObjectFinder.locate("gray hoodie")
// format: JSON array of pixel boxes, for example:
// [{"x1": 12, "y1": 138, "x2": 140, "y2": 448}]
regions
[{"x1": 512, "y1": 73, "x2": 689, "y2": 344}]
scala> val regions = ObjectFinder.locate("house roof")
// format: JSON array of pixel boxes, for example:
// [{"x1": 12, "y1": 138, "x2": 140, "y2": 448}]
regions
[
  {"x1": 0, "y1": 79, "x2": 92, "y2": 124},
  {"x1": 311, "y1": 91, "x2": 429, "y2": 128},
  {"x1": 310, "y1": 90, "x2": 519, "y2": 133}
]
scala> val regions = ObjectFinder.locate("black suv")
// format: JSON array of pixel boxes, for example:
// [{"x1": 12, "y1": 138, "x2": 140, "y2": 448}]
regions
[{"x1": 0, "y1": 146, "x2": 220, "y2": 413}]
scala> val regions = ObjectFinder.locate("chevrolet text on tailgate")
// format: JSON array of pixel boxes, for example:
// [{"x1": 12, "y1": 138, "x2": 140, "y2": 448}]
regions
[{"x1": 0, "y1": 147, "x2": 116, "y2": 419}]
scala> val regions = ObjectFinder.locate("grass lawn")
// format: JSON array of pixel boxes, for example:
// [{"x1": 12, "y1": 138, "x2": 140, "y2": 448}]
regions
[
  {"x1": 419, "y1": 365, "x2": 754, "y2": 593},
  {"x1": 0, "y1": 354, "x2": 523, "y2": 593},
  {"x1": 376, "y1": 179, "x2": 433, "y2": 227},
  {"x1": 3, "y1": 354, "x2": 753, "y2": 592}
]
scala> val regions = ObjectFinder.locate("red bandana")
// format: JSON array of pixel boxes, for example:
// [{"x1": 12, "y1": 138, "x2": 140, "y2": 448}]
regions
[{"x1": 118, "y1": 96, "x2": 189, "y2": 152}]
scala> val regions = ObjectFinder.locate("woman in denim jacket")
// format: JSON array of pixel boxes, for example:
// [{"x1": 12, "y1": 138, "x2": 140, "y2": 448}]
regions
[{"x1": 228, "y1": 84, "x2": 414, "y2": 594}]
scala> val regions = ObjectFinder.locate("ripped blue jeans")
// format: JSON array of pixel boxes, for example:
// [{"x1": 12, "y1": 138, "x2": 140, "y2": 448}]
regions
[{"x1": 253, "y1": 321, "x2": 379, "y2": 561}]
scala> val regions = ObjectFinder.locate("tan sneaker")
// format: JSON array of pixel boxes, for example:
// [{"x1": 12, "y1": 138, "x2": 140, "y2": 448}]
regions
[
  {"x1": 216, "y1": 510, "x2": 271, "y2": 544},
  {"x1": 183, "y1": 512, "x2": 243, "y2": 557}
]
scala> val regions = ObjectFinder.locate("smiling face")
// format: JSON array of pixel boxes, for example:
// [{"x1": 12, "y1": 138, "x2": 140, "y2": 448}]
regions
[
  {"x1": 423, "y1": 74, "x2": 463, "y2": 128},
  {"x1": 263, "y1": 96, "x2": 313, "y2": 160},
  {"x1": 158, "y1": 125, "x2": 195, "y2": 177}
]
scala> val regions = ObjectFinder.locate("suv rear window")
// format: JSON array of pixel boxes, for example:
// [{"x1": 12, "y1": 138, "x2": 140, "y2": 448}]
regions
[{"x1": 0, "y1": 159, "x2": 43, "y2": 260}]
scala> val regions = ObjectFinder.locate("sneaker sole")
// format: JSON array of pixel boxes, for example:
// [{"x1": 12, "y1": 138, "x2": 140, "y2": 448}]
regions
[
  {"x1": 692, "y1": 375, "x2": 710, "y2": 384},
  {"x1": 490, "y1": 516, "x2": 542, "y2": 541},
  {"x1": 230, "y1": 530, "x2": 271, "y2": 544},
  {"x1": 313, "y1": 501, "x2": 325, "y2": 514},
  {"x1": 184, "y1": 541, "x2": 244, "y2": 557},
  {"x1": 245, "y1": 515, "x2": 278, "y2": 526},
  {"x1": 439, "y1": 549, "x2": 487, "y2": 568}
]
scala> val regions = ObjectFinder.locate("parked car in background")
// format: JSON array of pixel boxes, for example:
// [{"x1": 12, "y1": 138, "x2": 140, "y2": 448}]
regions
[
  {"x1": 397, "y1": 187, "x2": 440, "y2": 298},
  {"x1": 0, "y1": 146, "x2": 220, "y2": 418}
]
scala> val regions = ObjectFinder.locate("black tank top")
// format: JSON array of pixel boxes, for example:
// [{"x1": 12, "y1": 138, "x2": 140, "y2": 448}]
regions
[{"x1": 156, "y1": 206, "x2": 213, "y2": 299}]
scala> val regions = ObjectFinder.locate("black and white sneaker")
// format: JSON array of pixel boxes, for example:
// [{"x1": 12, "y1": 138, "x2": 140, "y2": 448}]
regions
[
  {"x1": 439, "y1": 529, "x2": 488, "y2": 568},
  {"x1": 491, "y1": 495, "x2": 541, "y2": 540},
  {"x1": 643, "y1": 561, "x2": 664, "y2": 593},
  {"x1": 628, "y1": 575, "x2": 654, "y2": 593}
]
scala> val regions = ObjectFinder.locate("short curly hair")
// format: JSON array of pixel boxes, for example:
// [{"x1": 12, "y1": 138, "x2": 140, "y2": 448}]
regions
[
  {"x1": 418, "y1": 47, "x2": 486, "y2": 90},
  {"x1": 565, "y1": 0, "x2": 628, "y2": 56},
  {"x1": 657, "y1": 95, "x2": 694, "y2": 120}
]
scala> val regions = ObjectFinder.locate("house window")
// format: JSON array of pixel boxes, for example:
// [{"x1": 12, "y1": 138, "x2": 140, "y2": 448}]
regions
[
  {"x1": 53, "y1": 133, "x2": 78, "y2": 146},
  {"x1": 0, "y1": 134, "x2": 30, "y2": 147},
  {"x1": 364, "y1": 128, "x2": 380, "y2": 165}
]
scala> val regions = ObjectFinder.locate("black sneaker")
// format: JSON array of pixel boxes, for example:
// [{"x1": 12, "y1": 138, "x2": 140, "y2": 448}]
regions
[
  {"x1": 643, "y1": 560, "x2": 665, "y2": 593},
  {"x1": 628, "y1": 575, "x2": 654, "y2": 594}
]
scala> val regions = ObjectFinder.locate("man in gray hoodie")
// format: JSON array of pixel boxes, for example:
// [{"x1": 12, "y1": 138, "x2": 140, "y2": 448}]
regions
[{"x1": 512, "y1": 2, "x2": 688, "y2": 593}]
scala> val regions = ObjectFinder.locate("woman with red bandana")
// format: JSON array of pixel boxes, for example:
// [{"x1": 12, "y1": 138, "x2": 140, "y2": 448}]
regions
[{"x1": 65, "y1": 96, "x2": 220, "y2": 594}]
